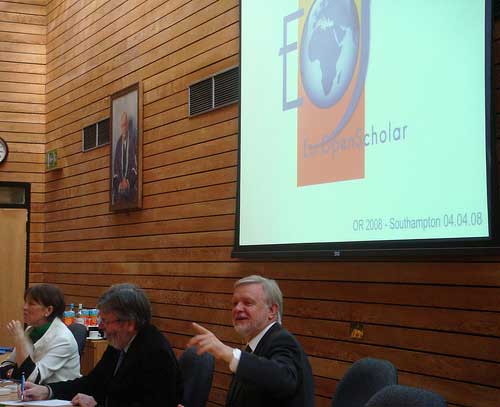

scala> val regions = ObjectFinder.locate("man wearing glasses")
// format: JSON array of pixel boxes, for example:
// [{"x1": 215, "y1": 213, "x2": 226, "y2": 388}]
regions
[{"x1": 23, "y1": 284, "x2": 183, "y2": 407}]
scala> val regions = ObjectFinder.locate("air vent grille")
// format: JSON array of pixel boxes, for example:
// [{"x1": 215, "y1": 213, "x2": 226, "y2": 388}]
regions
[
  {"x1": 82, "y1": 118, "x2": 110, "y2": 152},
  {"x1": 189, "y1": 67, "x2": 239, "y2": 116},
  {"x1": 189, "y1": 78, "x2": 213, "y2": 116},
  {"x1": 214, "y1": 67, "x2": 239, "y2": 108}
]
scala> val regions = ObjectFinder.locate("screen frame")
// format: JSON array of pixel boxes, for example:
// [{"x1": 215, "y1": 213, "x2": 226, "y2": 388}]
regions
[{"x1": 233, "y1": 0, "x2": 499, "y2": 259}]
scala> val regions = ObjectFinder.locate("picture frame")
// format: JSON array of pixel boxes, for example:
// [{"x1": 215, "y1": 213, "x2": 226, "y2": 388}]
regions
[{"x1": 110, "y1": 83, "x2": 142, "y2": 211}]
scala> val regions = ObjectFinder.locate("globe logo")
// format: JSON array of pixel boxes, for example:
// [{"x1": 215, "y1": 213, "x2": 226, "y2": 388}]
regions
[{"x1": 300, "y1": 0, "x2": 360, "y2": 109}]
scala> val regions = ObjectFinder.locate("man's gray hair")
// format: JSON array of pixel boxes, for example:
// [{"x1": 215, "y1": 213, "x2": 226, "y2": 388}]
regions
[
  {"x1": 235, "y1": 275, "x2": 283, "y2": 323},
  {"x1": 97, "y1": 283, "x2": 151, "y2": 329}
]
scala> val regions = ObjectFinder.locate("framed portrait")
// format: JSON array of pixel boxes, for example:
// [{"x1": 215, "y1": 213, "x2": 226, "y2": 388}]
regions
[{"x1": 110, "y1": 83, "x2": 142, "y2": 211}]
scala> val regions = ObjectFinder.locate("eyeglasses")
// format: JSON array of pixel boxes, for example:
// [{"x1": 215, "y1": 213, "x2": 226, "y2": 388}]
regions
[{"x1": 97, "y1": 317, "x2": 124, "y2": 327}]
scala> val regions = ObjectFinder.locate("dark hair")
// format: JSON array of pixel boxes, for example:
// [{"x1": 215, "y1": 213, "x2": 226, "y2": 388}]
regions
[
  {"x1": 24, "y1": 284, "x2": 66, "y2": 320},
  {"x1": 97, "y1": 283, "x2": 151, "y2": 329}
]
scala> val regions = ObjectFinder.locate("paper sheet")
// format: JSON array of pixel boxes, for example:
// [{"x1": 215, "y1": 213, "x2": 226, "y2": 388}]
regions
[{"x1": 0, "y1": 400, "x2": 71, "y2": 406}]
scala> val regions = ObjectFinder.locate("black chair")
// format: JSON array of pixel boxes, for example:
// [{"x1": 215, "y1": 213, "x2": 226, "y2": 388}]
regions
[
  {"x1": 178, "y1": 346, "x2": 215, "y2": 407},
  {"x1": 68, "y1": 323, "x2": 87, "y2": 356},
  {"x1": 331, "y1": 358, "x2": 397, "y2": 407},
  {"x1": 364, "y1": 384, "x2": 446, "y2": 407}
]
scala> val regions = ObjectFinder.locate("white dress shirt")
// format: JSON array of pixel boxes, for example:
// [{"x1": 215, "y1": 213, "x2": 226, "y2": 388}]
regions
[{"x1": 229, "y1": 321, "x2": 277, "y2": 372}]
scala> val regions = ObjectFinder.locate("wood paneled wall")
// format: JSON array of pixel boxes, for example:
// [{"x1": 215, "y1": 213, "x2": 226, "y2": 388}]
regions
[
  {"x1": 1, "y1": 1, "x2": 500, "y2": 406},
  {"x1": 0, "y1": 0, "x2": 46, "y2": 265}
]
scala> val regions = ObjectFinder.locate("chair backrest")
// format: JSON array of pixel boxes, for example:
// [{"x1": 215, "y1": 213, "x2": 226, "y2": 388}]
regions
[
  {"x1": 364, "y1": 384, "x2": 446, "y2": 407},
  {"x1": 67, "y1": 323, "x2": 87, "y2": 356},
  {"x1": 178, "y1": 346, "x2": 215, "y2": 407},
  {"x1": 331, "y1": 358, "x2": 397, "y2": 407}
]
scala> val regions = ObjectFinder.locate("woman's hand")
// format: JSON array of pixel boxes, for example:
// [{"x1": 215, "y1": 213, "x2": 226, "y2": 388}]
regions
[
  {"x1": 7, "y1": 320, "x2": 31, "y2": 366},
  {"x1": 6, "y1": 320, "x2": 24, "y2": 342}
]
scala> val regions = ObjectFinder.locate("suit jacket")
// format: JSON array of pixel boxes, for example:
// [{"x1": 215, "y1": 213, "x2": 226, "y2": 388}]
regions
[
  {"x1": 49, "y1": 324, "x2": 182, "y2": 407},
  {"x1": 226, "y1": 323, "x2": 315, "y2": 407},
  {"x1": 112, "y1": 132, "x2": 138, "y2": 206},
  {"x1": 0, "y1": 318, "x2": 80, "y2": 384}
]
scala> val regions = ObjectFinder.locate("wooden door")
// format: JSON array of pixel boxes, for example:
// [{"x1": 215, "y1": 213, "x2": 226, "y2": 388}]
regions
[{"x1": 0, "y1": 208, "x2": 27, "y2": 347}]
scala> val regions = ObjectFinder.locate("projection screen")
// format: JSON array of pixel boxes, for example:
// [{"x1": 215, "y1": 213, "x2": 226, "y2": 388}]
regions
[{"x1": 235, "y1": 0, "x2": 496, "y2": 257}]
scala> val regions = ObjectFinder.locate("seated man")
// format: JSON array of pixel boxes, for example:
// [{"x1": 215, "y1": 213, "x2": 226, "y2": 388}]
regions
[
  {"x1": 24, "y1": 283, "x2": 182, "y2": 407},
  {"x1": 184, "y1": 275, "x2": 315, "y2": 407}
]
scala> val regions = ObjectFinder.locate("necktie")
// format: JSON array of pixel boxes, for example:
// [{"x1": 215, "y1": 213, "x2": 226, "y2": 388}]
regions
[
  {"x1": 113, "y1": 350, "x2": 125, "y2": 376},
  {"x1": 122, "y1": 141, "x2": 126, "y2": 178},
  {"x1": 106, "y1": 351, "x2": 125, "y2": 407},
  {"x1": 245, "y1": 344, "x2": 252, "y2": 353}
]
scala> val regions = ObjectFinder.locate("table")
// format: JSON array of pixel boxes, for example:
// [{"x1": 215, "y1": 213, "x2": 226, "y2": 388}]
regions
[
  {"x1": 0, "y1": 382, "x2": 73, "y2": 405},
  {"x1": 0, "y1": 380, "x2": 19, "y2": 404},
  {"x1": 0, "y1": 353, "x2": 16, "y2": 404},
  {"x1": 0, "y1": 351, "x2": 78, "y2": 406},
  {"x1": 0, "y1": 340, "x2": 108, "y2": 406},
  {"x1": 80, "y1": 339, "x2": 107, "y2": 375}
]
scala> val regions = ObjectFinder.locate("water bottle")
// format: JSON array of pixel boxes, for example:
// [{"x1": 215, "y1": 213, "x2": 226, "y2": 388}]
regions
[
  {"x1": 68, "y1": 303, "x2": 75, "y2": 325},
  {"x1": 75, "y1": 304, "x2": 85, "y2": 325},
  {"x1": 63, "y1": 311, "x2": 72, "y2": 326}
]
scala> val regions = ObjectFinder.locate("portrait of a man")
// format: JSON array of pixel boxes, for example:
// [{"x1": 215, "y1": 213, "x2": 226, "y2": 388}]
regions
[{"x1": 110, "y1": 84, "x2": 142, "y2": 211}]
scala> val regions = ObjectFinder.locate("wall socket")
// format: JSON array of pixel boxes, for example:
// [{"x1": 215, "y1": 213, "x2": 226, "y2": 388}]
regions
[{"x1": 350, "y1": 322, "x2": 364, "y2": 339}]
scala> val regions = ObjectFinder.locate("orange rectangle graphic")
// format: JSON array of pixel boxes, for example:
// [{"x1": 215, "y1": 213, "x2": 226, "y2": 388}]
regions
[{"x1": 297, "y1": 0, "x2": 365, "y2": 187}]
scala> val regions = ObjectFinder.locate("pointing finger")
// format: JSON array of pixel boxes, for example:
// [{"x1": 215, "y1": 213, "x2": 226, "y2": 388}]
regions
[{"x1": 192, "y1": 322, "x2": 211, "y2": 335}]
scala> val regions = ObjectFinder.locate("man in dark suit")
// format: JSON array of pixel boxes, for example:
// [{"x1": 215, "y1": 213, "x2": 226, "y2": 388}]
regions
[
  {"x1": 23, "y1": 284, "x2": 182, "y2": 407},
  {"x1": 112, "y1": 111, "x2": 138, "y2": 207},
  {"x1": 184, "y1": 275, "x2": 315, "y2": 407}
]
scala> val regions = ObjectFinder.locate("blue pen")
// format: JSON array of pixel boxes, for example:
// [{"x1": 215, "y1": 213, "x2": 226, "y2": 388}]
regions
[{"x1": 20, "y1": 372, "x2": 25, "y2": 401}]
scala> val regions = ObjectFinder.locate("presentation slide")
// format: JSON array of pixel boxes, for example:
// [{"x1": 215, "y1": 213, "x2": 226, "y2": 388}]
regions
[{"x1": 238, "y1": 0, "x2": 491, "y2": 248}]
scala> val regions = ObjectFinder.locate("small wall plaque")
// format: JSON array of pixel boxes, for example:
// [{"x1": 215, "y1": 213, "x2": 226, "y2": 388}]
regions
[{"x1": 47, "y1": 149, "x2": 58, "y2": 170}]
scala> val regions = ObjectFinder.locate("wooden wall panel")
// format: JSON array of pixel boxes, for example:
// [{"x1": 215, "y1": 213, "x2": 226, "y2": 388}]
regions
[
  {"x1": 0, "y1": 0, "x2": 46, "y2": 270},
  {"x1": 0, "y1": 1, "x2": 499, "y2": 406}
]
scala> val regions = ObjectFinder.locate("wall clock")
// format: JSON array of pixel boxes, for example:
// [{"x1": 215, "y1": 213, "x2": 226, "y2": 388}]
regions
[{"x1": 0, "y1": 137, "x2": 8, "y2": 164}]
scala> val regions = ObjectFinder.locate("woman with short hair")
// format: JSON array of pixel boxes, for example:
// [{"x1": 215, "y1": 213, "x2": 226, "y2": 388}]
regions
[{"x1": 0, "y1": 284, "x2": 80, "y2": 384}]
